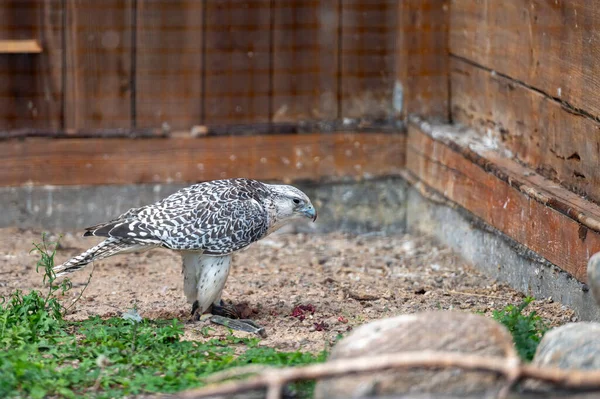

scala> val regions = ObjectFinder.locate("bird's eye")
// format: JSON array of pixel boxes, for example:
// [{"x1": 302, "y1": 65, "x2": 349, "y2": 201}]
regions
[{"x1": 292, "y1": 198, "x2": 301, "y2": 205}]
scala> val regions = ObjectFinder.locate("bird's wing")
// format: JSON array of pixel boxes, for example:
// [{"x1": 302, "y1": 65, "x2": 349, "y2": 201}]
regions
[
  {"x1": 83, "y1": 184, "x2": 211, "y2": 240},
  {"x1": 84, "y1": 207, "x2": 143, "y2": 232},
  {"x1": 83, "y1": 218, "x2": 164, "y2": 243},
  {"x1": 162, "y1": 198, "x2": 269, "y2": 254},
  {"x1": 83, "y1": 179, "x2": 270, "y2": 252}
]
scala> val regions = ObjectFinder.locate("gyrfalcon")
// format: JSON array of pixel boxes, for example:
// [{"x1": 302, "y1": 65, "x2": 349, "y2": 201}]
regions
[{"x1": 54, "y1": 178, "x2": 317, "y2": 333}]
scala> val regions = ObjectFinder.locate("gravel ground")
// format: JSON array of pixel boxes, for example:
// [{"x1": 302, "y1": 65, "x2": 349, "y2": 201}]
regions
[{"x1": 0, "y1": 227, "x2": 575, "y2": 353}]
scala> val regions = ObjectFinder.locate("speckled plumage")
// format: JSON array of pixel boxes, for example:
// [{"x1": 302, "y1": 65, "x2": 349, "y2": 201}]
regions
[{"x1": 54, "y1": 178, "x2": 316, "y2": 315}]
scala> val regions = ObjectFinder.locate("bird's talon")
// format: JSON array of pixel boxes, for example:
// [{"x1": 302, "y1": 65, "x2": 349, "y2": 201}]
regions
[{"x1": 211, "y1": 301, "x2": 241, "y2": 319}]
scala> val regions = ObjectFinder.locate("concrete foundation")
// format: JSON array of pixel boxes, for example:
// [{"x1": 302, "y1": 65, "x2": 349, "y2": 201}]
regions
[
  {"x1": 405, "y1": 185, "x2": 600, "y2": 321},
  {"x1": 2, "y1": 177, "x2": 599, "y2": 320},
  {"x1": 0, "y1": 179, "x2": 408, "y2": 234}
]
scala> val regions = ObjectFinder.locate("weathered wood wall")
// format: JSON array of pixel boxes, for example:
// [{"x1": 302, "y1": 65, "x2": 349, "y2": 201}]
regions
[
  {"x1": 395, "y1": 0, "x2": 600, "y2": 208},
  {"x1": 0, "y1": 0, "x2": 62, "y2": 130},
  {"x1": 0, "y1": 0, "x2": 398, "y2": 133},
  {"x1": 450, "y1": 0, "x2": 600, "y2": 205},
  {"x1": 397, "y1": 1, "x2": 600, "y2": 285}
]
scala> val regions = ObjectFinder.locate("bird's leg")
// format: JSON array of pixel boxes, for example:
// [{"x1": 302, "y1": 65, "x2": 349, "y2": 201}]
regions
[
  {"x1": 190, "y1": 300, "x2": 209, "y2": 322},
  {"x1": 191, "y1": 300, "x2": 200, "y2": 317},
  {"x1": 209, "y1": 300, "x2": 267, "y2": 338}
]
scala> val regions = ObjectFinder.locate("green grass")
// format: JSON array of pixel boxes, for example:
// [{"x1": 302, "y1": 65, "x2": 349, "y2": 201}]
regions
[
  {"x1": 0, "y1": 236, "x2": 327, "y2": 398},
  {"x1": 491, "y1": 297, "x2": 549, "y2": 361}
]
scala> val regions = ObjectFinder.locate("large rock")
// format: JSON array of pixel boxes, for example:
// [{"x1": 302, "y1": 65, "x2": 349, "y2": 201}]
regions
[
  {"x1": 587, "y1": 253, "x2": 600, "y2": 305},
  {"x1": 532, "y1": 322, "x2": 600, "y2": 370},
  {"x1": 527, "y1": 322, "x2": 600, "y2": 392},
  {"x1": 314, "y1": 311, "x2": 516, "y2": 398}
]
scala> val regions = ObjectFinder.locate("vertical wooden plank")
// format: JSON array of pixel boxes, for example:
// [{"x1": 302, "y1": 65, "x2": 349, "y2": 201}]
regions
[
  {"x1": 0, "y1": 0, "x2": 63, "y2": 131},
  {"x1": 0, "y1": 2, "x2": 17, "y2": 129},
  {"x1": 396, "y1": 0, "x2": 449, "y2": 121},
  {"x1": 64, "y1": 0, "x2": 133, "y2": 130},
  {"x1": 271, "y1": 0, "x2": 338, "y2": 122},
  {"x1": 136, "y1": 0, "x2": 203, "y2": 131},
  {"x1": 40, "y1": 0, "x2": 65, "y2": 130},
  {"x1": 204, "y1": 0, "x2": 271, "y2": 124},
  {"x1": 340, "y1": 0, "x2": 397, "y2": 120}
]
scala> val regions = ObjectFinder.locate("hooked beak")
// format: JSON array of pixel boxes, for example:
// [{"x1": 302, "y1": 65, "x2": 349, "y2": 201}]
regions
[{"x1": 301, "y1": 204, "x2": 317, "y2": 222}]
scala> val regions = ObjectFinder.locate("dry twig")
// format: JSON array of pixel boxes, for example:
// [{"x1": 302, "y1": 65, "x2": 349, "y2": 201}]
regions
[
  {"x1": 446, "y1": 290, "x2": 507, "y2": 300},
  {"x1": 202, "y1": 365, "x2": 275, "y2": 384},
  {"x1": 65, "y1": 263, "x2": 95, "y2": 313},
  {"x1": 179, "y1": 351, "x2": 600, "y2": 399}
]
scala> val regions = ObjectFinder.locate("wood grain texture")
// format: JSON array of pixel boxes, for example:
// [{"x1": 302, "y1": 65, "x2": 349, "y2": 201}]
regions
[
  {"x1": 136, "y1": 0, "x2": 203, "y2": 130},
  {"x1": 396, "y1": 0, "x2": 449, "y2": 120},
  {"x1": 0, "y1": 0, "x2": 63, "y2": 130},
  {"x1": 451, "y1": 57, "x2": 600, "y2": 204},
  {"x1": 406, "y1": 123, "x2": 600, "y2": 283},
  {"x1": 271, "y1": 0, "x2": 338, "y2": 122},
  {"x1": 340, "y1": 0, "x2": 397, "y2": 119},
  {"x1": 64, "y1": 0, "x2": 133, "y2": 129},
  {"x1": 0, "y1": 133, "x2": 405, "y2": 186},
  {"x1": 450, "y1": 0, "x2": 600, "y2": 118},
  {"x1": 204, "y1": 0, "x2": 271, "y2": 124}
]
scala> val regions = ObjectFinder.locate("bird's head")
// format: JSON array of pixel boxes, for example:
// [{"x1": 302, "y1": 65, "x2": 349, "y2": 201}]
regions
[{"x1": 265, "y1": 184, "x2": 317, "y2": 223}]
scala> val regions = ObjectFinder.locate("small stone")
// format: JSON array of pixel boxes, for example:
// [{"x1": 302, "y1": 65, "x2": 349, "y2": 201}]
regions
[
  {"x1": 314, "y1": 311, "x2": 515, "y2": 398},
  {"x1": 347, "y1": 290, "x2": 380, "y2": 301},
  {"x1": 95, "y1": 354, "x2": 111, "y2": 368},
  {"x1": 400, "y1": 241, "x2": 415, "y2": 254},
  {"x1": 318, "y1": 256, "x2": 329, "y2": 265},
  {"x1": 321, "y1": 277, "x2": 336, "y2": 285}
]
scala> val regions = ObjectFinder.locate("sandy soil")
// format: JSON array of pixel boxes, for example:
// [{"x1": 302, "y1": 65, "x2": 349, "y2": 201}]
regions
[{"x1": 0, "y1": 227, "x2": 575, "y2": 353}]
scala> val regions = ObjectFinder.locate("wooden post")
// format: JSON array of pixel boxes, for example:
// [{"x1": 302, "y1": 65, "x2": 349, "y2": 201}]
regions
[{"x1": 396, "y1": 0, "x2": 450, "y2": 122}]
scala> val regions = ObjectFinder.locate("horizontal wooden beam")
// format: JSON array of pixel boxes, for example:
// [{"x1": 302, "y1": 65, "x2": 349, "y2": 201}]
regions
[
  {"x1": 0, "y1": 39, "x2": 42, "y2": 54},
  {"x1": 450, "y1": 57, "x2": 600, "y2": 204},
  {"x1": 407, "y1": 119, "x2": 600, "y2": 283},
  {"x1": 0, "y1": 121, "x2": 401, "y2": 140},
  {"x1": 1, "y1": 132, "x2": 405, "y2": 186}
]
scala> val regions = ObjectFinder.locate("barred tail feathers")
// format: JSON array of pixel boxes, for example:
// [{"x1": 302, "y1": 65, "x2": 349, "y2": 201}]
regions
[{"x1": 53, "y1": 238, "x2": 150, "y2": 277}]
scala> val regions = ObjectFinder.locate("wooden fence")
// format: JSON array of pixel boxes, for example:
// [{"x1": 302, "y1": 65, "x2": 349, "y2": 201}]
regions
[
  {"x1": 5, "y1": 0, "x2": 600, "y2": 285},
  {"x1": 402, "y1": 0, "x2": 600, "y2": 284},
  {"x1": 0, "y1": 0, "x2": 398, "y2": 133}
]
